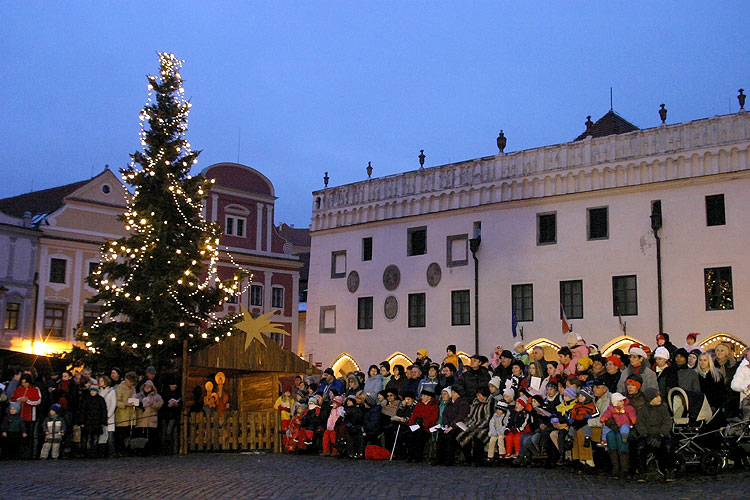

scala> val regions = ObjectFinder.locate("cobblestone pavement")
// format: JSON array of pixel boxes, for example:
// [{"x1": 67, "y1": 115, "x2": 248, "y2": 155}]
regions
[{"x1": 4, "y1": 453, "x2": 749, "y2": 500}]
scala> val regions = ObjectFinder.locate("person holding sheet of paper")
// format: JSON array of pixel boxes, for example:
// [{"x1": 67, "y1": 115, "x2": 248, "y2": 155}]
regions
[
  {"x1": 405, "y1": 390, "x2": 438, "y2": 462},
  {"x1": 432, "y1": 386, "x2": 470, "y2": 466}
]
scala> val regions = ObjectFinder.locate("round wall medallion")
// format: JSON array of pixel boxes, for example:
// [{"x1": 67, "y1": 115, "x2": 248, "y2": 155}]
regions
[
  {"x1": 426, "y1": 262, "x2": 442, "y2": 287},
  {"x1": 347, "y1": 270, "x2": 360, "y2": 293},
  {"x1": 382, "y1": 264, "x2": 401, "y2": 291},
  {"x1": 384, "y1": 295, "x2": 398, "y2": 320}
]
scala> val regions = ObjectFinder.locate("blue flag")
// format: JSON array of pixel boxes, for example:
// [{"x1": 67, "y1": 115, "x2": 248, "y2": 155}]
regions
[{"x1": 512, "y1": 309, "x2": 518, "y2": 338}]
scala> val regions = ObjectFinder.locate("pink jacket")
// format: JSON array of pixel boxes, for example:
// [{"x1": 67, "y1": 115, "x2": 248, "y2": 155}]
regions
[
  {"x1": 326, "y1": 406, "x2": 344, "y2": 431},
  {"x1": 570, "y1": 342, "x2": 589, "y2": 365},
  {"x1": 600, "y1": 399, "x2": 637, "y2": 427}
]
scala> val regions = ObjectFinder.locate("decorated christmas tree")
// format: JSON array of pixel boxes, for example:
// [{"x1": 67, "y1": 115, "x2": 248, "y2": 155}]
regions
[{"x1": 73, "y1": 53, "x2": 242, "y2": 371}]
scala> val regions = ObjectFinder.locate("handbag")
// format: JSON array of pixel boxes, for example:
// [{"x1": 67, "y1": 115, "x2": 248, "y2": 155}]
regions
[{"x1": 124, "y1": 425, "x2": 149, "y2": 450}]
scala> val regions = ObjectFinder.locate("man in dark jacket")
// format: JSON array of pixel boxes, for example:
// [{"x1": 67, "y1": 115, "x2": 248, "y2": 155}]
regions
[
  {"x1": 492, "y1": 350, "x2": 514, "y2": 382},
  {"x1": 635, "y1": 387, "x2": 675, "y2": 482},
  {"x1": 456, "y1": 355, "x2": 491, "y2": 399},
  {"x1": 158, "y1": 378, "x2": 182, "y2": 455}
]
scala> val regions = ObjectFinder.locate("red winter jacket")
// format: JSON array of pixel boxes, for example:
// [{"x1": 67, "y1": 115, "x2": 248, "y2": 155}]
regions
[
  {"x1": 409, "y1": 399, "x2": 439, "y2": 430},
  {"x1": 11, "y1": 385, "x2": 42, "y2": 422}
]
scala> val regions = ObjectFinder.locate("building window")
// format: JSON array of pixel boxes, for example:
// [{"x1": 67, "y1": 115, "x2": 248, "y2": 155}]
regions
[
  {"x1": 87, "y1": 262, "x2": 99, "y2": 277},
  {"x1": 4, "y1": 302, "x2": 20, "y2": 330},
  {"x1": 612, "y1": 275, "x2": 638, "y2": 316},
  {"x1": 225, "y1": 215, "x2": 246, "y2": 237},
  {"x1": 407, "y1": 227, "x2": 427, "y2": 256},
  {"x1": 362, "y1": 237, "x2": 372, "y2": 261},
  {"x1": 446, "y1": 234, "x2": 469, "y2": 267},
  {"x1": 705, "y1": 194, "x2": 726, "y2": 226},
  {"x1": 250, "y1": 284, "x2": 263, "y2": 306},
  {"x1": 451, "y1": 290, "x2": 470, "y2": 326},
  {"x1": 271, "y1": 286, "x2": 284, "y2": 309},
  {"x1": 357, "y1": 297, "x2": 373, "y2": 330},
  {"x1": 511, "y1": 284, "x2": 534, "y2": 322},
  {"x1": 537, "y1": 212, "x2": 557, "y2": 245},
  {"x1": 319, "y1": 305, "x2": 336, "y2": 334},
  {"x1": 408, "y1": 293, "x2": 426, "y2": 328},
  {"x1": 43, "y1": 303, "x2": 67, "y2": 339},
  {"x1": 82, "y1": 305, "x2": 101, "y2": 329},
  {"x1": 587, "y1": 207, "x2": 609, "y2": 240},
  {"x1": 226, "y1": 295, "x2": 238, "y2": 304},
  {"x1": 49, "y1": 258, "x2": 67, "y2": 284},
  {"x1": 560, "y1": 280, "x2": 583, "y2": 319},
  {"x1": 331, "y1": 250, "x2": 346, "y2": 279},
  {"x1": 704, "y1": 267, "x2": 733, "y2": 311}
]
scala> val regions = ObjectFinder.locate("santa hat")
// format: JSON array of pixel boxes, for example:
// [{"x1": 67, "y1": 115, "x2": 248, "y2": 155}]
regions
[{"x1": 686, "y1": 332, "x2": 699, "y2": 342}]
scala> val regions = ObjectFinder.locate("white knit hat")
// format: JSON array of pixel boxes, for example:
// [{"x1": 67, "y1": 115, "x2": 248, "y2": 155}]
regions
[
  {"x1": 653, "y1": 346, "x2": 670, "y2": 360},
  {"x1": 610, "y1": 392, "x2": 627, "y2": 404},
  {"x1": 629, "y1": 346, "x2": 648, "y2": 358}
]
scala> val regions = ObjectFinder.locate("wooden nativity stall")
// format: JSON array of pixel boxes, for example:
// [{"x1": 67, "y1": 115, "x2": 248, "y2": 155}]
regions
[{"x1": 180, "y1": 329, "x2": 318, "y2": 454}]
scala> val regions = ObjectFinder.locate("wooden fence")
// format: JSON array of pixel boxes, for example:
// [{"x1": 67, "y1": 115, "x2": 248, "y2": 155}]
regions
[{"x1": 183, "y1": 410, "x2": 280, "y2": 453}]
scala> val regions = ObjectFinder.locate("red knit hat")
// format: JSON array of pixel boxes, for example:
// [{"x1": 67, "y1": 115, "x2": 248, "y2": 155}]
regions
[
  {"x1": 687, "y1": 332, "x2": 699, "y2": 342},
  {"x1": 606, "y1": 356, "x2": 623, "y2": 370}
]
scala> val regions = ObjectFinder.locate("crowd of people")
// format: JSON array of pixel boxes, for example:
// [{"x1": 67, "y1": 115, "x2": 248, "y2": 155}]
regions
[
  {"x1": 0, "y1": 365, "x2": 182, "y2": 460},
  {"x1": 279, "y1": 333, "x2": 750, "y2": 482}
]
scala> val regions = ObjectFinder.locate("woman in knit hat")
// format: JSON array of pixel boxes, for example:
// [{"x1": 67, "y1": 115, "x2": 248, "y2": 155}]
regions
[{"x1": 634, "y1": 386, "x2": 675, "y2": 482}]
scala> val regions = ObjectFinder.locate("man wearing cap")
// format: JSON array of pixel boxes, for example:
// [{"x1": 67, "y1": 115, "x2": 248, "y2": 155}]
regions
[
  {"x1": 316, "y1": 368, "x2": 344, "y2": 399},
  {"x1": 584, "y1": 379, "x2": 611, "y2": 450},
  {"x1": 406, "y1": 389, "x2": 439, "y2": 462},
  {"x1": 617, "y1": 346, "x2": 657, "y2": 394},
  {"x1": 455, "y1": 354, "x2": 491, "y2": 399},
  {"x1": 136, "y1": 366, "x2": 161, "y2": 394},
  {"x1": 492, "y1": 350, "x2": 514, "y2": 382}
]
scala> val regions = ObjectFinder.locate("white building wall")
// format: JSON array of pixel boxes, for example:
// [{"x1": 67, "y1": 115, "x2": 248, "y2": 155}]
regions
[{"x1": 306, "y1": 112, "x2": 750, "y2": 368}]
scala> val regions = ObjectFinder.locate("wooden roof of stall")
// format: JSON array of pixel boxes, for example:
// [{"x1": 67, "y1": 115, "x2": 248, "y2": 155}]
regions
[{"x1": 189, "y1": 332, "x2": 318, "y2": 374}]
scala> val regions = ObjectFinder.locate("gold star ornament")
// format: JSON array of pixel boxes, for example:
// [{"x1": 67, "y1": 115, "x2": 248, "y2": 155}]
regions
[{"x1": 233, "y1": 305, "x2": 289, "y2": 350}]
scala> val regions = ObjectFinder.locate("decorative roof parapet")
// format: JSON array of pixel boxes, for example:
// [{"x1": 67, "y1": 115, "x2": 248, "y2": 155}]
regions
[{"x1": 311, "y1": 113, "x2": 750, "y2": 232}]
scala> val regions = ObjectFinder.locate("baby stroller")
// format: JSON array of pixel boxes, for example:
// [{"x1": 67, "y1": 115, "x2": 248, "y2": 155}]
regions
[
  {"x1": 720, "y1": 412, "x2": 750, "y2": 469},
  {"x1": 666, "y1": 387, "x2": 725, "y2": 474}
]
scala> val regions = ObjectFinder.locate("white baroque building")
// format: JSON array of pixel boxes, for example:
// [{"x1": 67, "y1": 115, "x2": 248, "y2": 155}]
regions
[{"x1": 305, "y1": 109, "x2": 750, "y2": 374}]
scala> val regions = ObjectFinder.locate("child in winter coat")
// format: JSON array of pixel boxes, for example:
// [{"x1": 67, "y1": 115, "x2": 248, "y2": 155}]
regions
[
  {"x1": 302, "y1": 395, "x2": 323, "y2": 445},
  {"x1": 504, "y1": 397, "x2": 530, "y2": 458},
  {"x1": 599, "y1": 392, "x2": 637, "y2": 445},
  {"x1": 322, "y1": 396, "x2": 344, "y2": 456},
  {"x1": 567, "y1": 388, "x2": 599, "y2": 448},
  {"x1": 1, "y1": 402, "x2": 25, "y2": 460},
  {"x1": 284, "y1": 405, "x2": 308, "y2": 453},
  {"x1": 274, "y1": 386, "x2": 294, "y2": 431},
  {"x1": 486, "y1": 402, "x2": 508, "y2": 460},
  {"x1": 40, "y1": 403, "x2": 66, "y2": 459}
]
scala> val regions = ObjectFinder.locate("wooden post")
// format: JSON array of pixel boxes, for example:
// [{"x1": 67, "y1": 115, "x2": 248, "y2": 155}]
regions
[{"x1": 180, "y1": 339, "x2": 189, "y2": 455}]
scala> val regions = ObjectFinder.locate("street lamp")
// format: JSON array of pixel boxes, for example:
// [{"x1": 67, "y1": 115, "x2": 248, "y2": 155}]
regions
[
  {"x1": 650, "y1": 201, "x2": 663, "y2": 335},
  {"x1": 469, "y1": 236, "x2": 481, "y2": 355}
]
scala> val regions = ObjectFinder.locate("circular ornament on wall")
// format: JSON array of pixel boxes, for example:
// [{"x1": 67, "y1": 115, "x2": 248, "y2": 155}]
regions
[
  {"x1": 384, "y1": 295, "x2": 398, "y2": 320},
  {"x1": 347, "y1": 270, "x2": 360, "y2": 293},
  {"x1": 426, "y1": 262, "x2": 442, "y2": 287},
  {"x1": 382, "y1": 264, "x2": 401, "y2": 291}
]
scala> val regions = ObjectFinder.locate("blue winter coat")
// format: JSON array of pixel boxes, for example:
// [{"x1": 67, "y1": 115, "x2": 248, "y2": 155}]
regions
[
  {"x1": 364, "y1": 374, "x2": 383, "y2": 397},
  {"x1": 363, "y1": 405, "x2": 382, "y2": 434}
]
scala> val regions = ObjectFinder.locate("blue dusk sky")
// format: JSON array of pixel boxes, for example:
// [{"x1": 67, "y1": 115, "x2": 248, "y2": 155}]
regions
[{"x1": 1, "y1": 2, "x2": 748, "y2": 227}]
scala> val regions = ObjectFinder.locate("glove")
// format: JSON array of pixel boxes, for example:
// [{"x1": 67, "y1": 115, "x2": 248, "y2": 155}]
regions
[
  {"x1": 503, "y1": 428, "x2": 510, "y2": 436},
  {"x1": 567, "y1": 417, "x2": 575, "y2": 425}
]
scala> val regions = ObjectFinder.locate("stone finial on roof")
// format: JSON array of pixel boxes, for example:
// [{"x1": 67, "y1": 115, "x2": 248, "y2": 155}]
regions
[
  {"x1": 418, "y1": 149, "x2": 425, "y2": 169},
  {"x1": 659, "y1": 104, "x2": 667, "y2": 125},
  {"x1": 323, "y1": 171, "x2": 329, "y2": 188},
  {"x1": 739, "y1": 89, "x2": 746, "y2": 112},
  {"x1": 585, "y1": 115, "x2": 593, "y2": 131},
  {"x1": 366, "y1": 161, "x2": 373, "y2": 179},
  {"x1": 496, "y1": 130, "x2": 506, "y2": 154}
]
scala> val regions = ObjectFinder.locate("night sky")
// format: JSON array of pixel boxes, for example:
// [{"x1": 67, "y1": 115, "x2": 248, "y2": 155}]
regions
[{"x1": 1, "y1": 2, "x2": 748, "y2": 227}]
